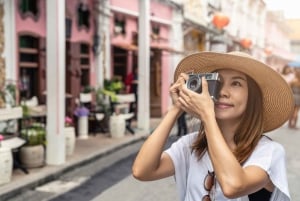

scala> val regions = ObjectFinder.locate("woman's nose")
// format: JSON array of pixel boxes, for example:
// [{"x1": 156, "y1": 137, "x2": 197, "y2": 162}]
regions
[{"x1": 218, "y1": 84, "x2": 229, "y2": 98}]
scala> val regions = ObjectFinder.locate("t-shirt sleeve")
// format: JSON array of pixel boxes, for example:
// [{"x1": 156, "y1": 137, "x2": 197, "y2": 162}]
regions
[
  {"x1": 164, "y1": 132, "x2": 197, "y2": 201},
  {"x1": 243, "y1": 137, "x2": 291, "y2": 201}
]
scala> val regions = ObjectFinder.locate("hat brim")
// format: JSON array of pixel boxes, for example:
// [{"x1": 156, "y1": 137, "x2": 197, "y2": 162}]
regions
[{"x1": 174, "y1": 51, "x2": 294, "y2": 132}]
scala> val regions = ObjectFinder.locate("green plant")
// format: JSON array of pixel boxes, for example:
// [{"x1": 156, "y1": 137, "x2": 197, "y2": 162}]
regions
[
  {"x1": 82, "y1": 85, "x2": 95, "y2": 93},
  {"x1": 94, "y1": 77, "x2": 124, "y2": 115},
  {"x1": 95, "y1": 87, "x2": 112, "y2": 115},
  {"x1": 103, "y1": 77, "x2": 124, "y2": 93},
  {"x1": 6, "y1": 83, "x2": 17, "y2": 102},
  {"x1": 0, "y1": 81, "x2": 18, "y2": 107},
  {"x1": 21, "y1": 104, "x2": 30, "y2": 118},
  {"x1": 20, "y1": 122, "x2": 46, "y2": 146}
]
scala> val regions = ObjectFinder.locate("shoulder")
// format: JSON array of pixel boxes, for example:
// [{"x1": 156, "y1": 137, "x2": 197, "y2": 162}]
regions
[
  {"x1": 257, "y1": 136, "x2": 285, "y2": 155},
  {"x1": 243, "y1": 136, "x2": 286, "y2": 169}
]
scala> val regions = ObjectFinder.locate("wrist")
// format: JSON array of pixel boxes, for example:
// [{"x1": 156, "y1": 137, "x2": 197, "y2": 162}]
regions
[{"x1": 168, "y1": 105, "x2": 183, "y2": 118}]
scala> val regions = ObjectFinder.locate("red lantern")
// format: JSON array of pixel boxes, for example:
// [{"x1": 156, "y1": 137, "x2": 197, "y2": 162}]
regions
[
  {"x1": 212, "y1": 12, "x2": 230, "y2": 30},
  {"x1": 240, "y1": 38, "x2": 252, "y2": 49}
]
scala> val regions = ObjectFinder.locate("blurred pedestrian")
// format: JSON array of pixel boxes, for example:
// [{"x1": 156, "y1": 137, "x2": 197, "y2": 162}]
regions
[
  {"x1": 281, "y1": 64, "x2": 295, "y2": 85},
  {"x1": 125, "y1": 66, "x2": 138, "y2": 119},
  {"x1": 176, "y1": 112, "x2": 187, "y2": 137},
  {"x1": 132, "y1": 51, "x2": 293, "y2": 201},
  {"x1": 289, "y1": 68, "x2": 300, "y2": 129}
]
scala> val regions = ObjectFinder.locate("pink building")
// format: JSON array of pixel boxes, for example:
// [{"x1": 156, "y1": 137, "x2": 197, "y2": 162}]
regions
[
  {"x1": 15, "y1": 0, "x2": 96, "y2": 116},
  {"x1": 109, "y1": 0, "x2": 174, "y2": 117},
  {"x1": 13, "y1": 0, "x2": 175, "y2": 118}
]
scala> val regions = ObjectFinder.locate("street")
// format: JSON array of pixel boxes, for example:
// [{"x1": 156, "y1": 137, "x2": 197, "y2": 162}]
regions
[
  {"x1": 91, "y1": 123, "x2": 300, "y2": 201},
  {"x1": 5, "y1": 123, "x2": 300, "y2": 201}
]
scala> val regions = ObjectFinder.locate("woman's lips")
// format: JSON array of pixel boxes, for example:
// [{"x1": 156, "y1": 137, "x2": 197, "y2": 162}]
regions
[{"x1": 215, "y1": 102, "x2": 233, "y2": 109}]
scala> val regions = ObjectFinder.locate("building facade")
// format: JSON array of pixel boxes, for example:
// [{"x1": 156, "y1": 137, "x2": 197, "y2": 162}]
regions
[{"x1": 0, "y1": 0, "x2": 298, "y2": 166}]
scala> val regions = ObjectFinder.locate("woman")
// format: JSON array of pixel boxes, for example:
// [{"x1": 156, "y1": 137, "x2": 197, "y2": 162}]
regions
[
  {"x1": 281, "y1": 64, "x2": 295, "y2": 85},
  {"x1": 289, "y1": 68, "x2": 300, "y2": 129},
  {"x1": 132, "y1": 51, "x2": 293, "y2": 201}
]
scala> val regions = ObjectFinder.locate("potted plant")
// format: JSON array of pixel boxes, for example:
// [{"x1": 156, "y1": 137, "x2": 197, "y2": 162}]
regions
[
  {"x1": 64, "y1": 116, "x2": 76, "y2": 156},
  {"x1": 19, "y1": 122, "x2": 46, "y2": 168},
  {"x1": 100, "y1": 78, "x2": 129, "y2": 138},
  {"x1": 82, "y1": 85, "x2": 95, "y2": 94}
]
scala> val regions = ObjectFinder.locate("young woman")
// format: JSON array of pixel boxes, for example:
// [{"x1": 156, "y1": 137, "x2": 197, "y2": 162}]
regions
[{"x1": 132, "y1": 51, "x2": 293, "y2": 201}]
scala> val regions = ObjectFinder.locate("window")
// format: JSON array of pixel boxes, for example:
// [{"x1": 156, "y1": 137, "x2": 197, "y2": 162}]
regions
[
  {"x1": 114, "y1": 17, "x2": 126, "y2": 35},
  {"x1": 77, "y1": 3, "x2": 90, "y2": 30},
  {"x1": 19, "y1": 0, "x2": 39, "y2": 20},
  {"x1": 19, "y1": 35, "x2": 39, "y2": 100},
  {"x1": 79, "y1": 43, "x2": 90, "y2": 87},
  {"x1": 19, "y1": 35, "x2": 39, "y2": 68}
]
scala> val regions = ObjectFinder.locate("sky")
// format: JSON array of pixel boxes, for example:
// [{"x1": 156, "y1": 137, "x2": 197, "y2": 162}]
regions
[{"x1": 265, "y1": 0, "x2": 300, "y2": 19}]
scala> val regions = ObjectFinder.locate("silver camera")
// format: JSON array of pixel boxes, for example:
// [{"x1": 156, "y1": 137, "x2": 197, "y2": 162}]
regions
[{"x1": 186, "y1": 73, "x2": 220, "y2": 100}]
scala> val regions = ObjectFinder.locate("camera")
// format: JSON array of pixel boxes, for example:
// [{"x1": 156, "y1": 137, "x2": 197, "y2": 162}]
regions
[{"x1": 186, "y1": 73, "x2": 220, "y2": 100}]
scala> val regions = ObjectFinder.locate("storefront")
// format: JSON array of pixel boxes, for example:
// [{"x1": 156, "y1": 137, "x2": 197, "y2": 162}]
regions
[
  {"x1": 15, "y1": 0, "x2": 96, "y2": 116},
  {"x1": 109, "y1": 0, "x2": 175, "y2": 117}
]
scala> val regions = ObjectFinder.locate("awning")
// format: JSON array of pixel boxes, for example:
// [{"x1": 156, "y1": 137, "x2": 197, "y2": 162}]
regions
[
  {"x1": 112, "y1": 43, "x2": 183, "y2": 54},
  {"x1": 112, "y1": 43, "x2": 137, "y2": 51},
  {"x1": 150, "y1": 44, "x2": 184, "y2": 54}
]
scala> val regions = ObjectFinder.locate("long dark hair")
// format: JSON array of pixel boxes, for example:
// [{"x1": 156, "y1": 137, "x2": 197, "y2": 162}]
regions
[{"x1": 191, "y1": 75, "x2": 264, "y2": 164}]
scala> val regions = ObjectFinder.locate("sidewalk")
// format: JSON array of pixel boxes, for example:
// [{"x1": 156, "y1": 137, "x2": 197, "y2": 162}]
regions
[{"x1": 0, "y1": 119, "x2": 162, "y2": 201}]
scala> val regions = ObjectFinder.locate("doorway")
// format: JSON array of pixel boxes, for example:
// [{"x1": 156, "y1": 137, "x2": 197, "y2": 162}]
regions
[{"x1": 150, "y1": 49, "x2": 162, "y2": 117}]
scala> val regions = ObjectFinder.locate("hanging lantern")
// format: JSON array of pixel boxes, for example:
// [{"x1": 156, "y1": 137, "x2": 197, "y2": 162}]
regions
[
  {"x1": 264, "y1": 47, "x2": 273, "y2": 56},
  {"x1": 240, "y1": 38, "x2": 252, "y2": 49},
  {"x1": 212, "y1": 12, "x2": 230, "y2": 30}
]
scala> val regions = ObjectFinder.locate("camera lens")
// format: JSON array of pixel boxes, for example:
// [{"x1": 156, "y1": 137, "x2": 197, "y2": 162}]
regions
[
  {"x1": 187, "y1": 76, "x2": 201, "y2": 92},
  {"x1": 189, "y1": 79, "x2": 198, "y2": 90}
]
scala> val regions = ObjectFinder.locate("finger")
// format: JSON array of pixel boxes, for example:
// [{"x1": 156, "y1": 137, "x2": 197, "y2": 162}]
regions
[
  {"x1": 181, "y1": 82, "x2": 197, "y2": 97},
  {"x1": 178, "y1": 95, "x2": 188, "y2": 109},
  {"x1": 170, "y1": 80, "x2": 183, "y2": 90},
  {"x1": 180, "y1": 73, "x2": 189, "y2": 81},
  {"x1": 178, "y1": 73, "x2": 188, "y2": 84},
  {"x1": 201, "y1": 76, "x2": 210, "y2": 96}
]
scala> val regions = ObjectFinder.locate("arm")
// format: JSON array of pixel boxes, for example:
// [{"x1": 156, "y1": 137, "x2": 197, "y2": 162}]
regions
[
  {"x1": 204, "y1": 115, "x2": 271, "y2": 198},
  {"x1": 132, "y1": 74, "x2": 187, "y2": 181},
  {"x1": 132, "y1": 106, "x2": 180, "y2": 181}
]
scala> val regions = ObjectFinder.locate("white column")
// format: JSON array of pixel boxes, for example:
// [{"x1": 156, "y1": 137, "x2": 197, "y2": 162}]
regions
[
  {"x1": 138, "y1": 0, "x2": 150, "y2": 132},
  {"x1": 3, "y1": 0, "x2": 16, "y2": 81},
  {"x1": 96, "y1": 0, "x2": 111, "y2": 87},
  {"x1": 46, "y1": 0, "x2": 66, "y2": 165},
  {"x1": 170, "y1": 8, "x2": 184, "y2": 106}
]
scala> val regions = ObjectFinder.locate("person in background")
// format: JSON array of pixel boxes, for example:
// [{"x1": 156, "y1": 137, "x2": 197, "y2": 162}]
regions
[
  {"x1": 125, "y1": 66, "x2": 138, "y2": 118},
  {"x1": 176, "y1": 112, "x2": 187, "y2": 137},
  {"x1": 132, "y1": 51, "x2": 293, "y2": 201},
  {"x1": 281, "y1": 64, "x2": 295, "y2": 85},
  {"x1": 289, "y1": 67, "x2": 300, "y2": 129}
]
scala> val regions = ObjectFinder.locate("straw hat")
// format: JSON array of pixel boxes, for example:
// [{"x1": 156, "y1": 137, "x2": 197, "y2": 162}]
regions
[{"x1": 174, "y1": 51, "x2": 294, "y2": 132}]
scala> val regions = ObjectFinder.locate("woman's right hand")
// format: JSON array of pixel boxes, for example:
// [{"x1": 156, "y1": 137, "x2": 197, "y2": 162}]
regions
[{"x1": 169, "y1": 73, "x2": 188, "y2": 109}]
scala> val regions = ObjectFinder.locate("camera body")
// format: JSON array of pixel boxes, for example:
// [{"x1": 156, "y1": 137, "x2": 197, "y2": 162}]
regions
[{"x1": 186, "y1": 73, "x2": 220, "y2": 100}]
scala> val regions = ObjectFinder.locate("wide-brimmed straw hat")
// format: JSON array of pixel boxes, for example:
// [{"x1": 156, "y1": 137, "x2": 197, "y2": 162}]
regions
[{"x1": 174, "y1": 51, "x2": 294, "y2": 132}]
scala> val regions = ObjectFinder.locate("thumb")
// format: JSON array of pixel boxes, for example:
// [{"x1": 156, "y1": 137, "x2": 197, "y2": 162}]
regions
[{"x1": 201, "y1": 76, "x2": 210, "y2": 95}]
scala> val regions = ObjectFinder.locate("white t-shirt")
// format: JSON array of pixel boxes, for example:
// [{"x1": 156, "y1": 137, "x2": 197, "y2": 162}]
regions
[{"x1": 165, "y1": 132, "x2": 290, "y2": 201}]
